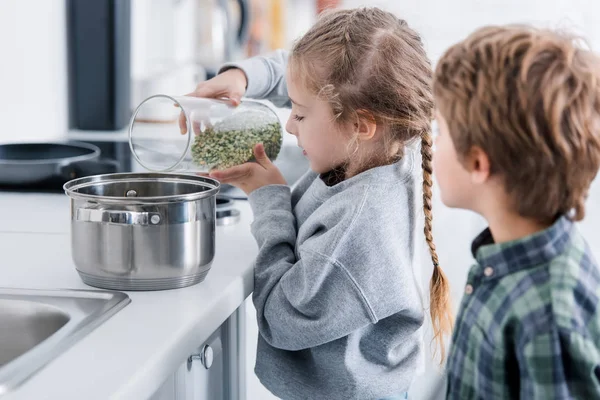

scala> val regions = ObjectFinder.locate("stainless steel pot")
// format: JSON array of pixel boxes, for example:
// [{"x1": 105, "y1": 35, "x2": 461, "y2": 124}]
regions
[{"x1": 63, "y1": 173, "x2": 220, "y2": 291}]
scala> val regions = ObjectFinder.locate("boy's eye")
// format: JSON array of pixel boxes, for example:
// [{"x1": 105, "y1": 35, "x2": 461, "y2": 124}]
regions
[{"x1": 293, "y1": 114, "x2": 305, "y2": 122}]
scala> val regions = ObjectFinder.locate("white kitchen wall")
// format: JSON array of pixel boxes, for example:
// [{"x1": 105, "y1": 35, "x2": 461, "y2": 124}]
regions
[
  {"x1": 0, "y1": 0, "x2": 68, "y2": 143},
  {"x1": 346, "y1": 0, "x2": 600, "y2": 62}
]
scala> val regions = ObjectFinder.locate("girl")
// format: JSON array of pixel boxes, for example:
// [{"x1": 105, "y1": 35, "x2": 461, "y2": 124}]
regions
[{"x1": 195, "y1": 8, "x2": 452, "y2": 399}]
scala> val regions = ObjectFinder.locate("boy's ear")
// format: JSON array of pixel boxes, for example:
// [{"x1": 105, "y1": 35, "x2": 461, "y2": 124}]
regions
[
  {"x1": 354, "y1": 110, "x2": 377, "y2": 141},
  {"x1": 465, "y1": 146, "x2": 491, "y2": 184}
]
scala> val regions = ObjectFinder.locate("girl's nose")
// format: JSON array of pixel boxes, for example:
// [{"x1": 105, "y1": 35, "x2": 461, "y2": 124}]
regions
[{"x1": 285, "y1": 117, "x2": 298, "y2": 137}]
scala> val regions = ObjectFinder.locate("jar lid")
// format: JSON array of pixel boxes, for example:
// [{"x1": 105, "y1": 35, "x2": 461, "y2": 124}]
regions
[{"x1": 128, "y1": 94, "x2": 192, "y2": 171}]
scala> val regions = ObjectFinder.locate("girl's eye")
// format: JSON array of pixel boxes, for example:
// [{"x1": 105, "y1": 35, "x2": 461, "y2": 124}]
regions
[{"x1": 293, "y1": 114, "x2": 305, "y2": 122}]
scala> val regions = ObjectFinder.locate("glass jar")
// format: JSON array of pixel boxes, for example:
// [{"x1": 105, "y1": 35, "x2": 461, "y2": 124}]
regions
[{"x1": 128, "y1": 95, "x2": 283, "y2": 172}]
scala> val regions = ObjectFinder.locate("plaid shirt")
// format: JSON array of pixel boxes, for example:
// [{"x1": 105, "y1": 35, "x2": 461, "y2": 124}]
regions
[{"x1": 446, "y1": 216, "x2": 600, "y2": 399}]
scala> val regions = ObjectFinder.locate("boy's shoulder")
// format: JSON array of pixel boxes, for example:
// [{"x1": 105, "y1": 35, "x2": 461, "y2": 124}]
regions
[
  {"x1": 545, "y1": 230, "x2": 600, "y2": 330},
  {"x1": 498, "y1": 227, "x2": 600, "y2": 336}
]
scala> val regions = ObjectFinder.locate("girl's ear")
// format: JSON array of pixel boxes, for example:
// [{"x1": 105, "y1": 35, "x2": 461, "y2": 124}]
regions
[{"x1": 354, "y1": 110, "x2": 377, "y2": 141}]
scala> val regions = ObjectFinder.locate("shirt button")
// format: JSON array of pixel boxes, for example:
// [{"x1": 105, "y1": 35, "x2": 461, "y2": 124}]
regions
[
  {"x1": 484, "y1": 266, "x2": 494, "y2": 277},
  {"x1": 465, "y1": 284, "x2": 474, "y2": 295}
]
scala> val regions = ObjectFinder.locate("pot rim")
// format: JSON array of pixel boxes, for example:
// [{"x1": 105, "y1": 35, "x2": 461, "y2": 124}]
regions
[{"x1": 63, "y1": 172, "x2": 221, "y2": 204}]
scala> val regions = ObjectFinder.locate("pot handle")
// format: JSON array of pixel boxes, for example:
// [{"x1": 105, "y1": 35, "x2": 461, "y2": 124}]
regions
[{"x1": 76, "y1": 209, "x2": 162, "y2": 226}]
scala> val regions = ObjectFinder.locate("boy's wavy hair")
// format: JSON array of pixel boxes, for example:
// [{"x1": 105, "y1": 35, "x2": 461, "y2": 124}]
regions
[{"x1": 434, "y1": 25, "x2": 600, "y2": 223}]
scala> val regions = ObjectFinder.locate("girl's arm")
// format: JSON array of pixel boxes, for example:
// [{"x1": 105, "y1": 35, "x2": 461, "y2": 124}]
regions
[
  {"x1": 247, "y1": 184, "x2": 381, "y2": 351},
  {"x1": 219, "y1": 49, "x2": 291, "y2": 108}
]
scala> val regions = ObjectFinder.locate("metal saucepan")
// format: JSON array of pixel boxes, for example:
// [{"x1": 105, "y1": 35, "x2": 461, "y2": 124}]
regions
[
  {"x1": 0, "y1": 142, "x2": 119, "y2": 185},
  {"x1": 64, "y1": 172, "x2": 220, "y2": 291}
]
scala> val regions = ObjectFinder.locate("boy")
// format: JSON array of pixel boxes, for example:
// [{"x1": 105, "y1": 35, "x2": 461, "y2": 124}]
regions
[{"x1": 433, "y1": 25, "x2": 600, "y2": 399}]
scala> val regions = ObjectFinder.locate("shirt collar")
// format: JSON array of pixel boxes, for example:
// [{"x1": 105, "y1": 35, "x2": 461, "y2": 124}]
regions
[{"x1": 471, "y1": 216, "x2": 573, "y2": 280}]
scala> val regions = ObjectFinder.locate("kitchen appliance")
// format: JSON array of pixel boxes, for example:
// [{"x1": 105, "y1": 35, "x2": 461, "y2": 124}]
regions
[
  {"x1": 63, "y1": 172, "x2": 220, "y2": 291},
  {"x1": 67, "y1": 0, "x2": 250, "y2": 131},
  {"x1": 0, "y1": 141, "x2": 132, "y2": 192},
  {"x1": 67, "y1": 0, "x2": 131, "y2": 130},
  {"x1": 195, "y1": 0, "x2": 250, "y2": 78},
  {"x1": 130, "y1": 0, "x2": 205, "y2": 111}
]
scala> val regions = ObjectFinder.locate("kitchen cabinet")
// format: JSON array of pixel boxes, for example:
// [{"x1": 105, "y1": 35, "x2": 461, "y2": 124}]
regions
[{"x1": 149, "y1": 304, "x2": 246, "y2": 400}]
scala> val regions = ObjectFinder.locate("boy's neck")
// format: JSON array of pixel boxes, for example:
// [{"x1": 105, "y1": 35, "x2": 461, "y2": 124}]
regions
[{"x1": 485, "y1": 209, "x2": 553, "y2": 244}]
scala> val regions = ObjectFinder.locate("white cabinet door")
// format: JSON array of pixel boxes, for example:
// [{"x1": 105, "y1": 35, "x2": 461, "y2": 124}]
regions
[
  {"x1": 188, "y1": 328, "x2": 225, "y2": 400},
  {"x1": 150, "y1": 303, "x2": 246, "y2": 400}
]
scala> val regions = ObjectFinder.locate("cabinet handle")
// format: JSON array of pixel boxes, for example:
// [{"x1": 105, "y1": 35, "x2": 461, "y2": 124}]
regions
[{"x1": 188, "y1": 345, "x2": 213, "y2": 369}]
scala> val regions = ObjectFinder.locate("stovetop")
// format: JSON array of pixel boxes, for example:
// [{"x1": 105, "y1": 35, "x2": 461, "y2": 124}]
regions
[{"x1": 0, "y1": 140, "x2": 133, "y2": 193}]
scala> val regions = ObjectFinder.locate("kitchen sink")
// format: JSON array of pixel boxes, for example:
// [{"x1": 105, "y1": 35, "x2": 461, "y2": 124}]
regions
[{"x1": 0, "y1": 288, "x2": 130, "y2": 396}]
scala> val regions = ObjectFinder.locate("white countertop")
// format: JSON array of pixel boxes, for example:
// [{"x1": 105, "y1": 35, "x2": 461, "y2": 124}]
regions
[{"x1": 0, "y1": 192, "x2": 257, "y2": 400}]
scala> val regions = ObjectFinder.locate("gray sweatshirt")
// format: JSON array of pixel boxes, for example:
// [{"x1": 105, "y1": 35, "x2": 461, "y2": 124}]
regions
[{"x1": 222, "y1": 51, "x2": 425, "y2": 400}]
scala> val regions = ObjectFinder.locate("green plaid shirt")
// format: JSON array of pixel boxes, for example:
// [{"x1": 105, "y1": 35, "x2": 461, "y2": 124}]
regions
[{"x1": 446, "y1": 216, "x2": 600, "y2": 399}]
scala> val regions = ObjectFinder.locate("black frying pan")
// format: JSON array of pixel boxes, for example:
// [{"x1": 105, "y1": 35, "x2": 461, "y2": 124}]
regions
[{"x1": 0, "y1": 142, "x2": 119, "y2": 185}]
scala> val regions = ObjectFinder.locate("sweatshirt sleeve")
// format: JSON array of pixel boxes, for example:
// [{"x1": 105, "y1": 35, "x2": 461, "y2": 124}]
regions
[
  {"x1": 219, "y1": 49, "x2": 291, "y2": 108},
  {"x1": 247, "y1": 184, "x2": 377, "y2": 351}
]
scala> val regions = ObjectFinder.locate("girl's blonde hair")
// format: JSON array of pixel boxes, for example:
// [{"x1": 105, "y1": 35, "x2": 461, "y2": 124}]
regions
[{"x1": 290, "y1": 7, "x2": 453, "y2": 361}]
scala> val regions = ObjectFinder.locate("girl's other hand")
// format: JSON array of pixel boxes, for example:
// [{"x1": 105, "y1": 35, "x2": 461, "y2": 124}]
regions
[{"x1": 209, "y1": 144, "x2": 287, "y2": 195}]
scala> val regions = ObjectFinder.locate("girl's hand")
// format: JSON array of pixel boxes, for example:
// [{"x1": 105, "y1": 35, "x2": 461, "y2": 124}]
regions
[
  {"x1": 179, "y1": 68, "x2": 248, "y2": 134},
  {"x1": 209, "y1": 144, "x2": 287, "y2": 195}
]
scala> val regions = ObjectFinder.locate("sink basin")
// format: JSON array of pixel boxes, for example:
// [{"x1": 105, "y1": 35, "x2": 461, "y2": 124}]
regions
[
  {"x1": 0, "y1": 288, "x2": 130, "y2": 396},
  {"x1": 0, "y1": 300, "x2": 71, "y2": 366}
]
